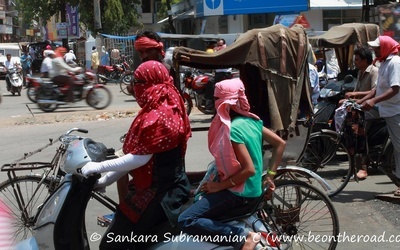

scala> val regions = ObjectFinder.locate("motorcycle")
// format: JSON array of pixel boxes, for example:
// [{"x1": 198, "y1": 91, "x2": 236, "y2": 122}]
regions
[
  {"x1": 310, "y1": 74, "x2": 355, "y2": 132},
  {"x1": 35, "y1": 71, "x2": 112, "y2": 112},
  {"x1": 182, "y1": 69, "x2": 238, "y2": 115},
  {"x1": 15, "y1": 129, "x2": 334, "y2": 250},
  {"x1": 26, "y1": 76, "x2": 52, "y2": 103},
  {"x1": 6, "y1": 66, "x2": 23, "y2": 96},
  {"x1": 97, "y1": 57, "x2": 132, "y2": 84}
]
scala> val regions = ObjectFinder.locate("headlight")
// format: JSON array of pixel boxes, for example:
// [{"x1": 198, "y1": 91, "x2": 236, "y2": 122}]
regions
[
  {"x1": 319, "y1": 88, "x2": 331, "y2": 98},
  {"x1": 326, "y1": 90, "x2": 341, "y2": 97}
]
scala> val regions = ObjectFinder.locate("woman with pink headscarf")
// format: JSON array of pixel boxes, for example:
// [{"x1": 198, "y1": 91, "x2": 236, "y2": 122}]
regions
[{"x1": 179, "y1": 78, "x2": 286, "y2": 250}]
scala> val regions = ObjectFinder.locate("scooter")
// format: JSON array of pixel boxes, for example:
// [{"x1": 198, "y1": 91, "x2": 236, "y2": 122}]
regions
[
  {"x1": 6, "y1": 66, "x2": 23, "y2": 96},
  {"x1": 16, "y1": 129, "x2": 333, "y2": 250},
  {"x1": 311, "y1": 74, "x2": 355, "y2": 132}
]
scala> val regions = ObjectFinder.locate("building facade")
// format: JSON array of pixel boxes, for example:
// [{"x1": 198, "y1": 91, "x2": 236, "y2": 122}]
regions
[{"x1": 141, "y1": 0, "x2": 384, "y2": 41}]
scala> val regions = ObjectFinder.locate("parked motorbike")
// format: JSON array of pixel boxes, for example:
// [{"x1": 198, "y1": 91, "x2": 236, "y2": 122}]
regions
[
  {"x1": 97, "y1": 57, "x2": 132, "y2": 84},
  {"x1": 6, "y1": 66, "x2": 23, "y2": 96},
  {"x1": 182, "y1": 69, "x2": 238, "y2": 115},
  {"x1": 311, "y1": 74, "x2": 355, "y2": 132},
  {"x1": 35, "y1": 71, "x2": 112, "y2": 112}
]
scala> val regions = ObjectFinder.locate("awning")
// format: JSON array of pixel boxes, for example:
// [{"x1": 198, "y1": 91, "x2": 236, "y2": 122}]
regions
[
  {"x1": 310, "y1": 0, "x2": 362, "y2": 9},
  {"x1": 100, "y1": 33, "x2": 136, "y2": 40}
]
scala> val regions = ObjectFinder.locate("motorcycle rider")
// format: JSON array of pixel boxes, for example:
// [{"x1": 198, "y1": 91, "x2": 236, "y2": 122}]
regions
[
  {"x1": 81, "y1": 60, "x2": 191, "y2": 249},
  {"x1": 40, "y1": 50, "x2": 55, "y2": 78},
  {"x1": 50, "y1": 47, "x2": 83, "y2": 102},
  {"x1": 4, "y1": 54, "x2": 17, "y2": 91},
  {"x1": 64, "y1": 50, "x2": 77, "y2": 67}
]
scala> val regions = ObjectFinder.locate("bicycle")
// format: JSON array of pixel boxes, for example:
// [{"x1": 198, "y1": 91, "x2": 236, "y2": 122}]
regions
[
  {"x1": 297, "y1": 100, "x2": 396, "y2": 197},
  {"x1": 1, "y1": 128, "x2": 340, "y2": 249},
  {"x1": 0, "y1": 128, "x2": 118, "y2": 244}
]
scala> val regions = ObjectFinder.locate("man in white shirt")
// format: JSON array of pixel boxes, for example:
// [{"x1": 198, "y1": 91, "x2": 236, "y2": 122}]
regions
[
  {"x1": 64, "y1": 50, "x2": 77, "y2": 66},
  {"x1": 40, "y1": 50, "x2": 55, "y2": 78},
  {"x1": 4, "y1": 54, "x2": 16, "y2": 91}
]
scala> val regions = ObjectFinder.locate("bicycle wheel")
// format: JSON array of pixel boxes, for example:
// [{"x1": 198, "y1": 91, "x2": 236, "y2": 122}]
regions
[
  {"x1": 267, "y1": 179, "x2": 339, "y2": 250},
  {"x1": 0, "y1": 175, "x2": 57, "y2": 243},
  {"x1": 297, "y1": 131, "x2": 353, "y2": 197},
  {"x1": 120, "y1": 75, "x2": 132, "y2": 96}
]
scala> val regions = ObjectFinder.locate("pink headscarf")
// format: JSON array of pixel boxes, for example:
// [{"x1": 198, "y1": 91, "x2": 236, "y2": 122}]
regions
[{"x1": 208, "y1": 78, "x2": 260, "y2": 192}]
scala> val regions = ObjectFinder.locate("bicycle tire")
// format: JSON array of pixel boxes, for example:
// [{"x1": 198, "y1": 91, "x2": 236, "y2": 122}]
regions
[
  {"x1": 268, "y1": 179, "x2": 339, "y2": 250},
  {"x1": 0, "y1": 175, "x2": 58, "y2": 243},
  {"x1": 119, "y1": 75, "x2": 133, "y2": 96},
  {"x1": 297, "y1": 131, "x2": 353, "y2": 197}
]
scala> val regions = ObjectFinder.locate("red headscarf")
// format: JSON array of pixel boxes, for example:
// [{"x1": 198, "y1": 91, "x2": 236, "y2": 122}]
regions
[
  {"x1": 134, "y1": 36, "x2": 166, "y2": 58},
  {"x1": 208, "y1": 78, "x2": 260, "y2": 192},
  {"x1": 123, "y1": 60, "x2": 191, "y2": 157},
  {"x1": 375, "y1": 36, "x2": 400, "y2": 62}
]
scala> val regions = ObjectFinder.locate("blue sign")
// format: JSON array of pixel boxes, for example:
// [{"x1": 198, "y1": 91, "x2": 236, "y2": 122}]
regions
[{"x1": 195, "y1": 0, "x2": 310, "y2": 17}]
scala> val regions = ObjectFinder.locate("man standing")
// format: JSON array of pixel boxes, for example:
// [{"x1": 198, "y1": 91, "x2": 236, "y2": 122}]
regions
[
  {"x1": 346, "y1": 47, "x2": 378, "y2": 100},
  {"x1": 91, "y1": 46, "x2": 99, "y2": 73},
  {"x1": 359, "y1": 36, "x2": 400, "y2": 196},
  {"x1": 20, "y1": 49, "x2": 32, "y2": 87},
  {"x1": 344, "y1": 47, "x2": 378, "y2": 180}
]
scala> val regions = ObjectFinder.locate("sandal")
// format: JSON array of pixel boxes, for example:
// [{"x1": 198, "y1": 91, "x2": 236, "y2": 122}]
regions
[{"x1": 393, "y1": 188, "x2": 400, "y2": 197}]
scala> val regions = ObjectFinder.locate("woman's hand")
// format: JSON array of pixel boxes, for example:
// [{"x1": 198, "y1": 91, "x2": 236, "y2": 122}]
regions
[
  {"x1": 201, "y1": 181, "x2": 224, "y2": 194},
  {"x1": 263, "y1": 175, "x2": 275, "y2": 200}
]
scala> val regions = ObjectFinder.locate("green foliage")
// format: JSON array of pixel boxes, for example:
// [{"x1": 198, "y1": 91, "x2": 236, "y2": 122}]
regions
[{"x1": 16, "y1": 0, "x2": 141, "y2": 35}]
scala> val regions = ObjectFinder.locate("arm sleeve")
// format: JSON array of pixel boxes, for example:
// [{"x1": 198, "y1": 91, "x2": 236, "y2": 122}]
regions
[{"x1": 81, "y1": 153, "x2": 152, "y2": 176}]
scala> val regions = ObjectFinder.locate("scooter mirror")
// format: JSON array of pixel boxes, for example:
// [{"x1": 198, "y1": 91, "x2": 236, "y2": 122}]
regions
[{"x1": 344, "y1": 74, "x2": 354, "y2": 83}]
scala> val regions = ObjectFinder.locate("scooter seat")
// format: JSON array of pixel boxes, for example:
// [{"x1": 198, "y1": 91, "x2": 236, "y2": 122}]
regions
[{"x1": 218, "y1": 187, "x2": 268, "y2": 223}]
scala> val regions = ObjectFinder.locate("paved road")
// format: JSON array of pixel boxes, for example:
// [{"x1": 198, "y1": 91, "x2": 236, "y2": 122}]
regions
[{"x1": 1, "y1": 82, "x2": 399, "y2": 249}]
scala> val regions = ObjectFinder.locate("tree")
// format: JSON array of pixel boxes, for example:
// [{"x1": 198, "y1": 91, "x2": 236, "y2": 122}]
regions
[
  {"x1": 16, "y1": 0, "x2": 141, "y2": 35},
  {"x1": 157, "y1": 0, "x2": 181, "y2": 33}
]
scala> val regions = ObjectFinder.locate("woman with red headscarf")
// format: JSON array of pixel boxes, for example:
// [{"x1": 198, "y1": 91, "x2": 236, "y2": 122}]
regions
[
  {"x1": 178, "y1": 78, "x2": 286, "y2": 250},
  {"x1": 81, "y1": 60, "x2": 191, "y2": 249}
]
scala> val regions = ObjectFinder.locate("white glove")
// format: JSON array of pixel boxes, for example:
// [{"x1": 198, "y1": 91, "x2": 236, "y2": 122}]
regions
[
  {"x1": 81, "y1": 161, "x2": 102, "y2": 177},
  {"x1": 94, "y1": 170, "x2": 130, "y2": 192}
]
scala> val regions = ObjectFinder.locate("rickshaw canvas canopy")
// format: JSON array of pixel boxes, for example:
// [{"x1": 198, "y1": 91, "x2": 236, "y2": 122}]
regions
[
  {"x1": 173, "y1": 24, "x2": 312, "y2": 133},
  {"x1": 308, "y1": 23, "x2": 380, "y2": 48}
]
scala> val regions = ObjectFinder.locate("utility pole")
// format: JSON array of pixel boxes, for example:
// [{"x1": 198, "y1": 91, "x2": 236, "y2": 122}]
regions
[{"x1": 60, "y1": 1, "x2": 68, "y2": 49}]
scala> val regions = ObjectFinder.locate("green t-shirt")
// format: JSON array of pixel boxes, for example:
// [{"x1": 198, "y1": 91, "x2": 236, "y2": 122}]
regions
[{"x1": 230, "y1": 116, "x2": 263, "y2": 198}]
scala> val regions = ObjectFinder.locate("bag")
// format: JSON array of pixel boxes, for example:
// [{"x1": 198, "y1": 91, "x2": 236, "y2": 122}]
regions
[{"x1": 194, "y1": 161, "x2": 219, "y2": 202}]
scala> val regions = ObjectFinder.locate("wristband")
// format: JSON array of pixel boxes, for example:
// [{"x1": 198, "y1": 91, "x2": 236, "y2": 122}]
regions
[
  {"x1": 267, "y1": 170, "x2": 277, "y2": 176},
  {"x1": 229, "y1": 177, "x2": 236, "y2": 187}
]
